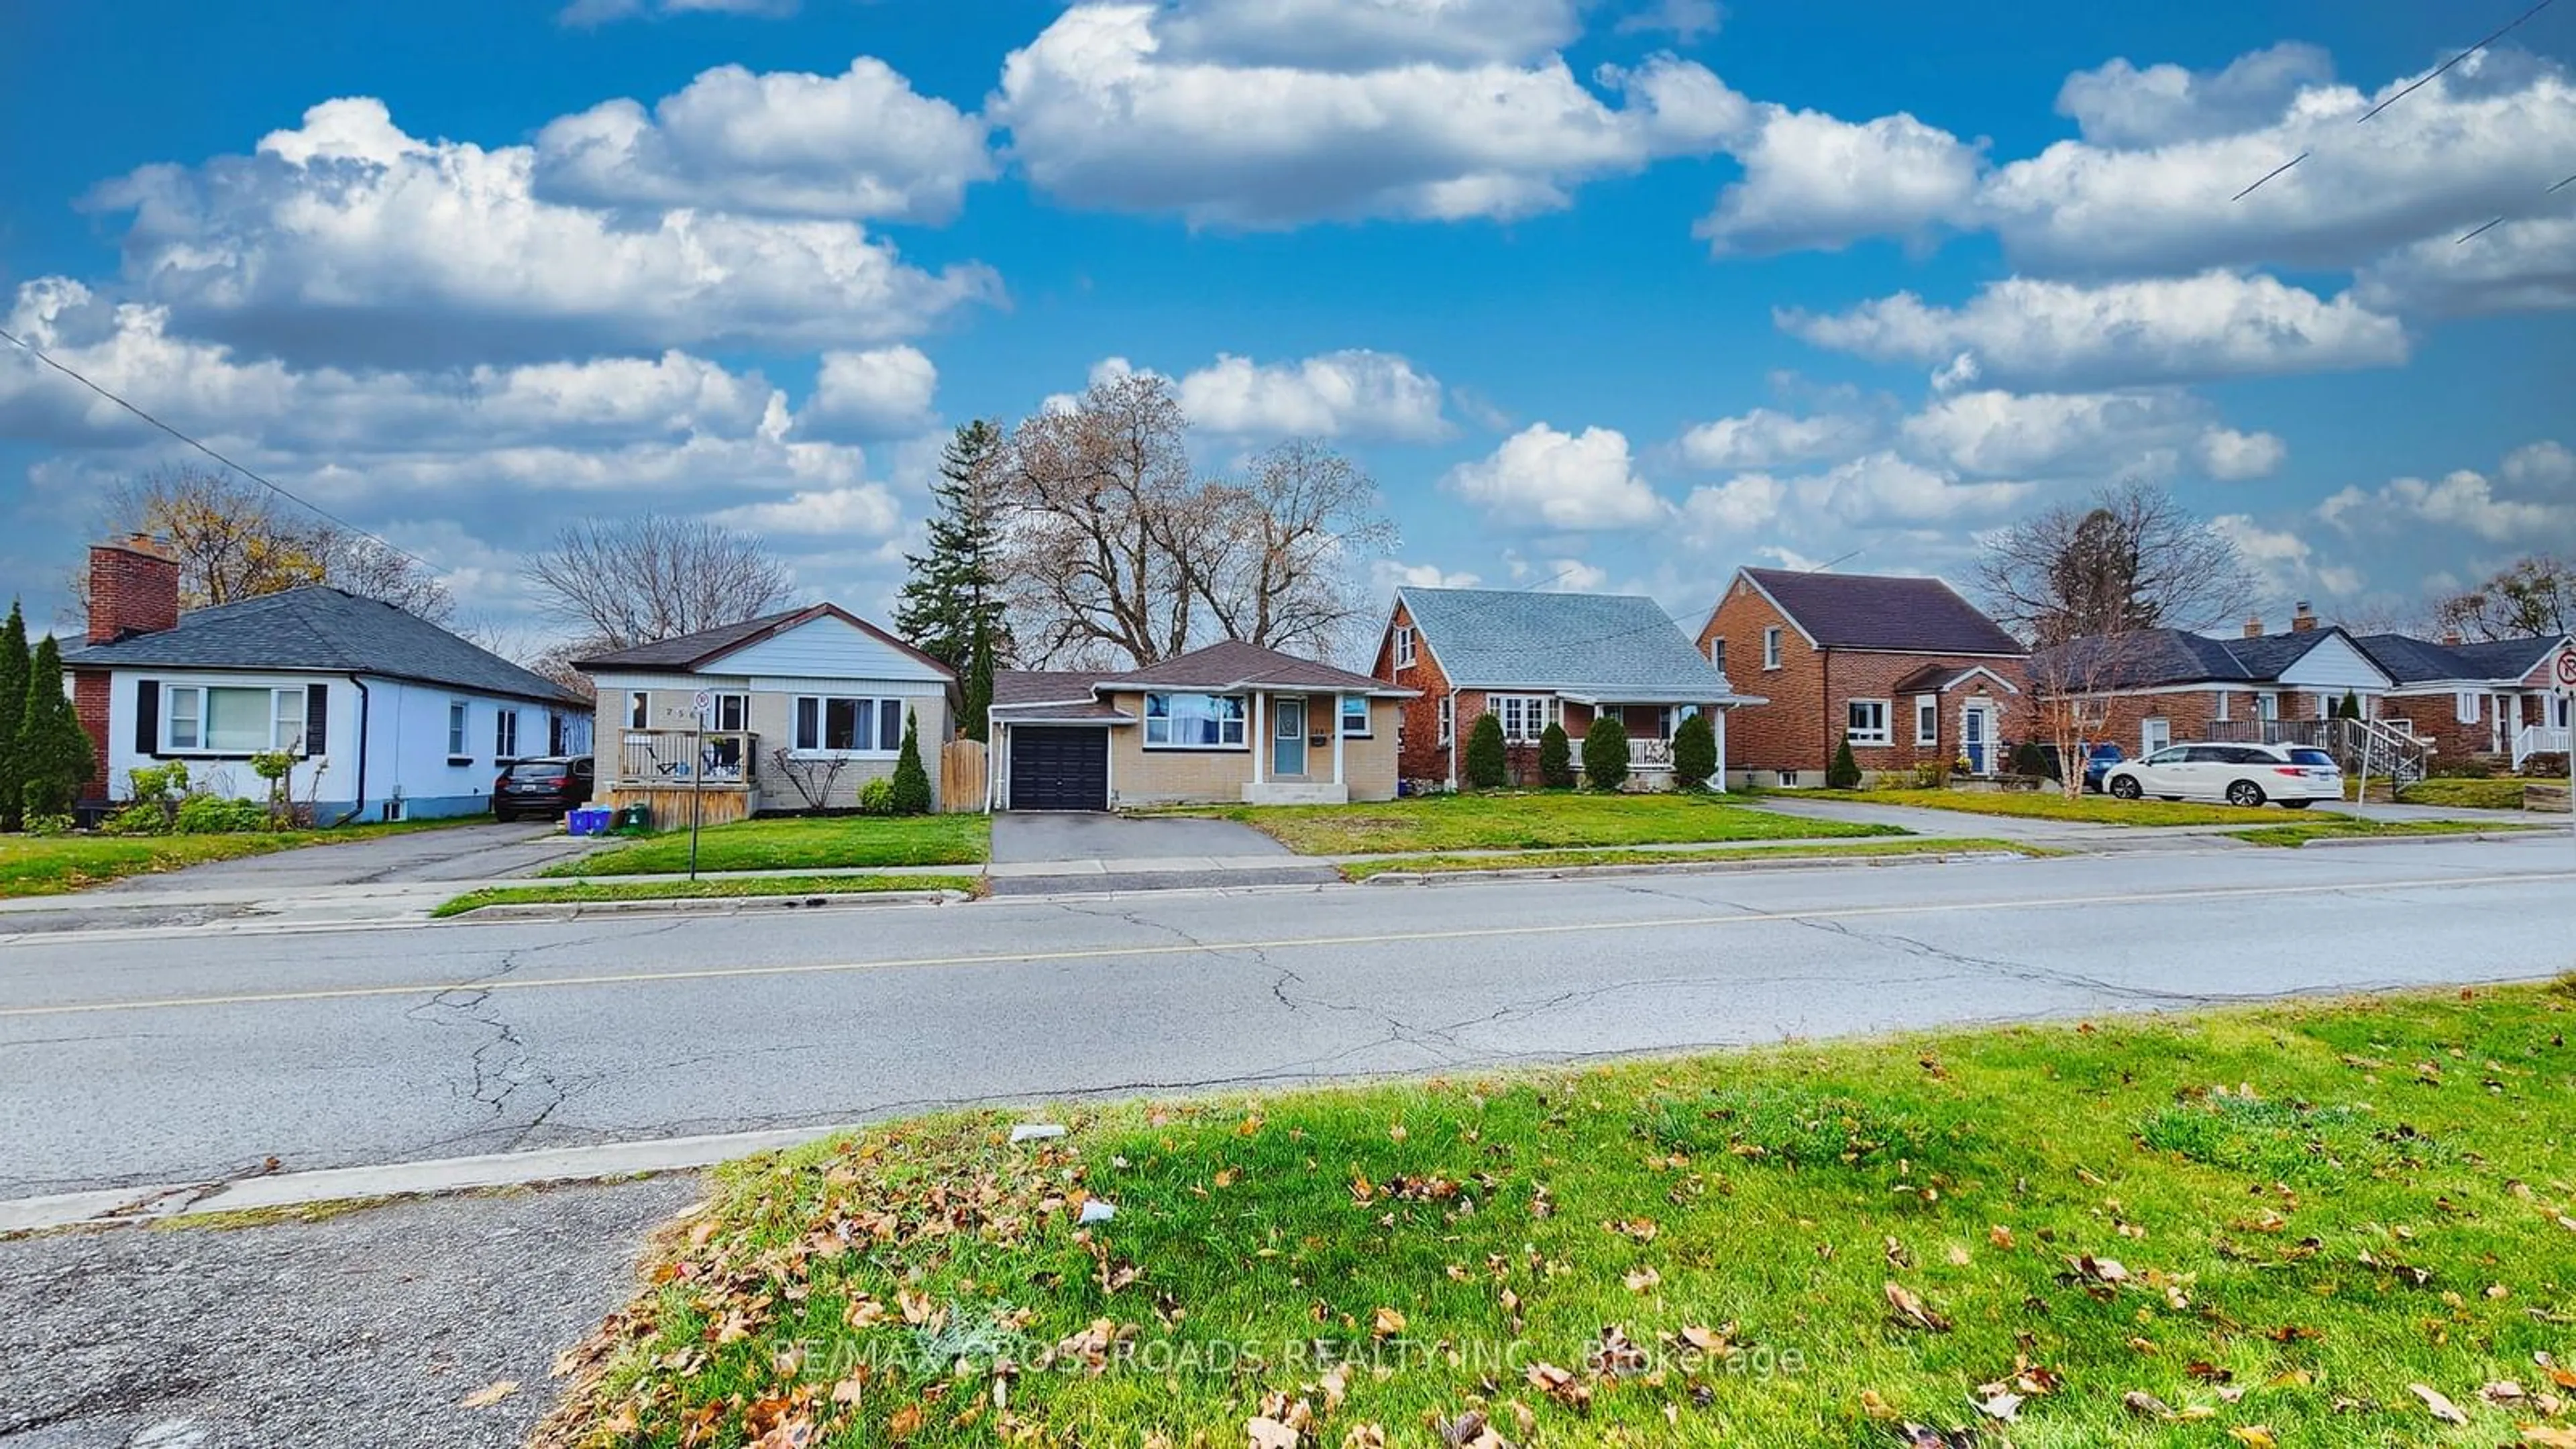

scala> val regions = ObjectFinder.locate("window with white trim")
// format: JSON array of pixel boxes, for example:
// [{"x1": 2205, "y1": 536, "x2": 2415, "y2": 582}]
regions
[
  {"x1": 1915, "y1": 695, "x2": 1939, "y2": 746},
  {"x1": 2257, "y1": 692, "x2": 2279, "y2": 721},
  {"x1": 1393, "y1": 625, "x2": 1416, "y2": 669},
  {"x1": 1340, "y1": 694, "x2": 1370, "y2": 737},
  {"x1": 1762, "y1": 627, "x2": 1782, "y2": 670},
  {"x1": 494, "y1": 708, "x2": 519, "y2": 761},
  {"x1": 2215, "y1": 690, "x2": 2231, "y2": 722},
  {"x1": 1437, "y1": 694, "x2": 1453, "y2": 744},
  {"x1": 164, "y1": 686, "x2": 305, "y2": 755},
  {"x1": 793, "y1": 696, "x2": 906, "y2": 753},
  {"x1": 627, "y1": 691, "x2": 649, "y2": 730},
  {"x1": 711, "y1": 692, "x2": 747, "y2": 731},
  {"x1": 1845, "y1": 699, "x2": 1891, "y2": 746},
  {"x1": 2456, "y1": 691, "x2": 2480, "y2": 723},
  {"x1": 447, "y1": 700, "x2": 470, "y2": 759},
  {"x1": 1144, "y1": 692, "x2": 1247, "y2": 748},
  {"x1": 1489, "y1": 694, "x2": 1557, "y2": 744}
]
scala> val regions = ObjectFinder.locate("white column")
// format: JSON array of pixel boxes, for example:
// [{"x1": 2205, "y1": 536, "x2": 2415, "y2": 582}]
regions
[
  {"x1": 1252, "y1": 692, "x2": 1266, "y2": 787},
  {"x1": 1713, "y1": 705, "x2": 1729, "y2": 792},
  {"x1": 1332, "y1": 692, "x2": 1346, "y2": 788}
]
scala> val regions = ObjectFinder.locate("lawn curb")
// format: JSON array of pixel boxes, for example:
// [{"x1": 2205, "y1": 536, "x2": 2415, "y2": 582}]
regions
[
  {"x1": 1358, "y1": 847, "x2": 2032, "y2": 885},
  {"x1": 2269, "y1": 828, "x2": 2555, "y2": 851},
  {"x1": 442, "y1": 888, "x2": 971, "y2": 922}
]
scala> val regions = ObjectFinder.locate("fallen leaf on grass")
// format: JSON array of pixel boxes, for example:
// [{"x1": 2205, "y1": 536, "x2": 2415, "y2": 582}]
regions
[
  {"x1": 1883, "y1": 1281, "x2": 1952, "y2": 1333},
  {"x1": 1371, "y1": 1306, "x2": 1407, "y2": 1339},
  {"x1": 1525, "y1": 1362, "x2": 1592, "y2": 1409},
  {"x1": 2522, "y1": 1428, "x2": 2576, "y2": 1448},
  {"x1": 2411, "y1": 1384, "x2": 2469, "y2": 1425},
  {"x1": 460, "y1": 1380, "x2": 519, "y2": 1409},
  {"x1": 1247, "y1": 1415, "x2": 1301, "y2": 1449},
  {"x1": 887, "y1": 1403, "x2": 924, "y2": 1440},
  {"x1": 2121, "y1": 1391, "x2": 2173, "y2": 1420},
  {"x1": 2485, "y1": 1381, "x2": 2528, "y2": 1403},
  {"x1": 2227, "y1": 1429, "x2": 2277, "y2": 1448},
  {"x1": 1623, "y1": 1266, "x2": 1661, "y2": 1293},
  {"x1": 1974, "y1": 1391, "x2": 2023, "y2": 1421}
]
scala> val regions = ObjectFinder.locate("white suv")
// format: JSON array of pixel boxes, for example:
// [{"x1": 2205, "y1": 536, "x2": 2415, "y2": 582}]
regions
[{"x1": 2102, "y1": 742, "x2": 2343, "y2": 808}]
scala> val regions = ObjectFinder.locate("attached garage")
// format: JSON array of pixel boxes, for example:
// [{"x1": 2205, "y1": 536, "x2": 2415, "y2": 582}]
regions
[{"x1": 1004, "y1": 725, "x2": 1109, "y2": 811}]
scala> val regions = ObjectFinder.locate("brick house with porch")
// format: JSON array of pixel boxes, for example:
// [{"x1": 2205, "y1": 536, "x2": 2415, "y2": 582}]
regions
[
  {"x1": 2353, "y1": 631, "x2": 2575, "y2": 770},
  {"x1": 1373, "y1": 587, "x2": 1757, "y2": 790},
  {"x1": 2027, "y1": 606, "x2": 2396, "y2": 760},
  {"x1": 1696, "y1": 568, "x2": 2025, "y2": 789}
]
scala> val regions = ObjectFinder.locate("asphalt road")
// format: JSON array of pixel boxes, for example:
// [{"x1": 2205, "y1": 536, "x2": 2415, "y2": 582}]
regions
[{"x1": 4, "y1": 835, "x2": 2572, "y2": 1199}]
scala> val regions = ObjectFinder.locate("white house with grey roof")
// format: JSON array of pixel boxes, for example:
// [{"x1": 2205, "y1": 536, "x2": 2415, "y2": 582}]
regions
[
  {"x1": 1371, "y1": 586, "x2": 1762, "y2": 790},
  {"x1": 66, "y1": 538, "x2": 590, "y2": 822}
]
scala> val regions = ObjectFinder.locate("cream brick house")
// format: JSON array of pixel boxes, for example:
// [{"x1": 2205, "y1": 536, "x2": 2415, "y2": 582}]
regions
[
  {"x1": 988, "y1": 640, "x2": 1415, "y2": 810},
  {"x1": 575, "y1": 605, "x2": 958, "y2": 823}
]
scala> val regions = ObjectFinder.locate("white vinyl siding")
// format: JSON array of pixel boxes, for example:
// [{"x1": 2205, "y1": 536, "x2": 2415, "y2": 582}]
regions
[
  {"x1": 1845, "y1": 699, "x2": 1891, "y2": 747},
  {"x1": 1144, "y1": 692, "x2": 1247, "y2": 749}
]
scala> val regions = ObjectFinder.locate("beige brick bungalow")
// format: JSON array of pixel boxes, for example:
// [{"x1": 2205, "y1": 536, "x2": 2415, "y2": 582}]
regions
[{"x1": 988, "y1": 640, "x2": 1416, "y2": 810}]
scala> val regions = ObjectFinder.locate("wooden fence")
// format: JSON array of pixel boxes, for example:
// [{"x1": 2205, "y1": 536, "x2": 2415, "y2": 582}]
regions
[{"x1": 941, "y1": 739, "x2": 989, "y2": 813}]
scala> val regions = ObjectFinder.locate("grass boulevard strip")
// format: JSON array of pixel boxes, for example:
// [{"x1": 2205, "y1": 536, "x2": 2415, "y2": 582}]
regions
[
  {"x1": 434, "y1": 875, "x2": 983, "y2": 917},
  {"x1": 11, "y1": 868, "x2": 2573, "y2": 1021},
  {"x1": 532, "y1": 981, "x2": 2576, "y2": 1447},
  {"x1": 1338, "y1": 838, "x2": 2053, "y2": 880}
]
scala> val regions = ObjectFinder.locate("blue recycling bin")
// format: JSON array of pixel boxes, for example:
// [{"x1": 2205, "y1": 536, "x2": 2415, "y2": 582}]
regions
[{"x1": 567, "y1": 806, "x2": 612, "y2": 837}]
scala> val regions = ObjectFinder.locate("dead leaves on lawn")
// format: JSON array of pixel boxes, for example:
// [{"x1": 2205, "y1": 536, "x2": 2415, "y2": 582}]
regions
[{"x1": 1883, "y1": 1280, "x2": 1952, "y2": 1333}]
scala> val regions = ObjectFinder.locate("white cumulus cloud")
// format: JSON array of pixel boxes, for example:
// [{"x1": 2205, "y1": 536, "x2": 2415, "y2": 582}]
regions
[
  {"x1": 2193, "y1": 426, "x2": 2288, "y2": 480},
  {"x1": 1444, "y1": 423, "x2": 1670, "y2": 530},
  {"x1": 800, "y1": 347, "x2": 940, "y2": 441},
  {"x1": 2053, "y1": 42, "x2": 2335, "y2": 148},
  {"x1": 1675, "y1": 407, "x2": 1868, "y2": 470},
  {"x1": 1177, "y1": 350, "x2": 1449, "y2": 441},
  {"x1": 2319, "y1": 448, "x2": 2575, "y2": 546},
  {"x1": 1899, "y1": 389, "x2": 2203, "y2": 478},
  {"x1": 1695, "y1": 106, "x2": 1985, "y2": 256}
]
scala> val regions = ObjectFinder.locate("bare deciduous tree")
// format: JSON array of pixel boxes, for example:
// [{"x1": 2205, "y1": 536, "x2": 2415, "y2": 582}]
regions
[
  {"x1": 523, "y1": 515, "x2": 797, "y2": 650},
  {"x1": 85, "y1": 465, "x2": 455, "y2": 623},
  {"x1": 2434, "y1": 555, "x2": 2575, "y2": 641},
  {"x1": 993, "y1": 374, "x2": 1394, "y2": 667},
  {"x1": 1978, "y1": 482, "x2": 2257, "y2": 796}
]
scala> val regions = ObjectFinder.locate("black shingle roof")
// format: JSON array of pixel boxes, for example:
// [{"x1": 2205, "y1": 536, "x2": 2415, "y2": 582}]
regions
[
  {"x1": 65, "y1": 588, "x2": 580, "y2": 704},
  {"x1": 2354, "y1": 632, "x2": 2564, "y2": 685},
  {"x1": 1741, "y1": 568, "x2": 2025, "y2": 656},
  {"x1": 573, "y1": 604, "x2": 957, "y2": 679}
]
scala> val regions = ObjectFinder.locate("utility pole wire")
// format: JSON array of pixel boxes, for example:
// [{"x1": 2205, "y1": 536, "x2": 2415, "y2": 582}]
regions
[
  {"x1": 0, "y1": 323, "x2": 447, "y2": 581},
  {"x1": 2235, "y1": 0, "x2": 2557, "y2": 200}
]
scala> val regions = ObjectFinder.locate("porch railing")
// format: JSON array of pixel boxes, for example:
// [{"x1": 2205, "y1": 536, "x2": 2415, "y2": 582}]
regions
[
  {"x1": 1628, "y1": 737, "x2": 1674, "y2": 769},
  {"x1": 2204, "y1": 717, "x2": 2428, "y2": 786},
  {"x1": 613, "y1": 731, "x2": 757, "y2": 788},
  {"x1": 2516, "y1": 724, "x2": 2572, "y2": 771}
]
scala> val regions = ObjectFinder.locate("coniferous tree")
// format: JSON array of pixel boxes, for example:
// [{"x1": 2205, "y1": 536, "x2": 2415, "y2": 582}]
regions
[
  {"x1": 0, "y1": 602, "x2": 28, "y2": 831},
  {"x1": 1464, "y1": 712, "x2": 1508, "y2": 790},
  {"x1": 889, "y1": 710, "x2": 934, "y2": 816},
  {"x1": 17, "y1": 635, "x2": 94, "y2": 818},
  {"x1": 1670, "y1": 711, "x2": 1718, "y2": 791},
  {"x1": 1537, "y1": 721, "x2": 1574, "y2": 789},
  {"x1": 1827, "y1": 736, "x2": 1864, "y2": 791},
  {"x1": 2339, "y1": 689, "x2": 2363, "y2": 721},
  {"x1": 896, "y1": 421, "x2": 1012, "y2": 740},
  {"x1": 1582, "y1": 715, "x2": 1631, "y2": 792}
]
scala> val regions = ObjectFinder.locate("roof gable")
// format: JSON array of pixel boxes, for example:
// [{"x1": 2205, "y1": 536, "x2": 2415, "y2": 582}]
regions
[
  {"x1": 1736, "y1": 568, "x2": 2024, "y2": 656},
  {"x1": 574, "y1": 605, "x2": 954, "y2": 682},
  {"x1": 2355, "y1": 632, "x2": 2571, "y2": 686},
  {"x1": 63, "y1": 587, "x2": 578, "y2": 704},
  {"x1": 1099, "y1": 639, "x2": 1403, "y2": 695},
  {"x1": 710, "y1": 611, "x2": 954, "y2": 683},
  {"x1": 1395, "y1": 587, "x2": 1741, "y2": 698}
]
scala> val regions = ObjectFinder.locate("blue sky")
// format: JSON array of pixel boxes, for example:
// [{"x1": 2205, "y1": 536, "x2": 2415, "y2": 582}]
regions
[{"x1": 3, "y1": 0, "x2": 2570, "y2": 655}]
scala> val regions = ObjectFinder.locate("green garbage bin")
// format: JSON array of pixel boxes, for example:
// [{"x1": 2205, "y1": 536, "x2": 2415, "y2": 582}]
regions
[{"x1": 614, "y1": 803, "x2": 652, "y2": 833}]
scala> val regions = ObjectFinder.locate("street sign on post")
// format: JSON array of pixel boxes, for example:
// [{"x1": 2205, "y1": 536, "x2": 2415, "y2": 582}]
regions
[
  {"x1": 686, "y1": 693, "x2": 715, "y2": 881},
  {"x1": 2556, "y1": 648, "x2": 2576, "y2": 692}
]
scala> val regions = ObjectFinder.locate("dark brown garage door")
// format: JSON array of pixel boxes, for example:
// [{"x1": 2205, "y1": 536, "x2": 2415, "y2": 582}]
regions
[{"x1": 1008, "y1": 727, "x2": 1109, "y2": 811}]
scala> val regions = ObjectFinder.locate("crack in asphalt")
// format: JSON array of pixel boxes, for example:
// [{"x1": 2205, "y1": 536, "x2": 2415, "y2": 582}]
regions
[{"x1": 399, "y1": 953, "x2": 573, "y2": 1155}]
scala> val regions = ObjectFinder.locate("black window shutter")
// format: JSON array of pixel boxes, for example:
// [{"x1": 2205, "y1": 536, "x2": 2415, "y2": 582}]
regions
[
  {"x1": 305, "y1": 683, "x2": 329, "y2": 757},
  {"x1": 134, "y1": 680, "x2": 159, "y2": 755}
]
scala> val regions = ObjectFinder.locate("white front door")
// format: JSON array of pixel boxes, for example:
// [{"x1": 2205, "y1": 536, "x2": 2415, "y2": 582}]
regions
[{"x1": 2142, "y1": 716, "x2": 2172, "y2": 757}]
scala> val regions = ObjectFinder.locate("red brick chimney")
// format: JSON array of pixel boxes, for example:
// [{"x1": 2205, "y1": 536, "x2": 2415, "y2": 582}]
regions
[
  {"x1": 2290, "y1": 601, "x2": 2318, "y2": 633},
  {"x1": 2440, "y1": 627, "x2": 2464, "y2": 647},
  {"x1": 2242, "y1": 614, "x2": 2265, "y2": 639},
  {"x1": 87, "y1": 535, "x2": 180, "y2": 645}
]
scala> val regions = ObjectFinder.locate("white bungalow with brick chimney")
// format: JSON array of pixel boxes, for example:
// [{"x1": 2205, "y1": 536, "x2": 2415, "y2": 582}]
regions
[{"x1": 63, "y1": 537, "x2": 590, "y2": 822}]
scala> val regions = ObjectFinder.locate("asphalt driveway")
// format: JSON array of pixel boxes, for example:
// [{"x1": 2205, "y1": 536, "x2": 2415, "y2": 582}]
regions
[
  {"x1": 989, "y1": 812, "x2": 1291, "y2": 864},
  {"x1": 93, "y1": 820, "x2": 604, "y2": 894}
]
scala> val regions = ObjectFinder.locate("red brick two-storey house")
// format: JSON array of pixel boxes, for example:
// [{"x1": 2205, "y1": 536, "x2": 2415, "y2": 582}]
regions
[{"x1": 1697, "y1": 568, "x2": 2027, "y2": 789}]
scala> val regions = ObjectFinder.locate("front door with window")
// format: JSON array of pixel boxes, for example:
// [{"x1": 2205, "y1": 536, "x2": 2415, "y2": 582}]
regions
[
  {"x1": 2142, "y1": 716, "x2": 2172, "y2": 757},
  {"x1": 1273, "y1": 697, "x2": 1307, "y2": 777},
  {"x1": 1961, "y1": 703, "x2": 1992, "y2": 775}
]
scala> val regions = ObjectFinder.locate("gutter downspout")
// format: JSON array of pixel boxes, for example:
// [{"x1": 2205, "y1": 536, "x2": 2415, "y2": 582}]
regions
[{"x1": 333, "y1": 675, "x2": 371, "y2": 827}]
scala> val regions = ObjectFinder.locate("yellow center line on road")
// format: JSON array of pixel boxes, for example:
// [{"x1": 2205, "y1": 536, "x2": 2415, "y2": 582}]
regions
[{"x1": 5, "y1": 869, "x2": 2571, "y2": 1021}]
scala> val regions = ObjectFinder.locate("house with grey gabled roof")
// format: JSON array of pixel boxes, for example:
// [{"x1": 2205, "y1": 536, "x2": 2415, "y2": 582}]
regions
[
  {"x1": 2354, "y1": 629, "x2": 2573, "y2": 767},
  {"x1": 64, "y1": 537, "x2": 590, "y2": 822},
  {"x1": 1371, "y1": 586, "x2": 1760, "y2": 789}
]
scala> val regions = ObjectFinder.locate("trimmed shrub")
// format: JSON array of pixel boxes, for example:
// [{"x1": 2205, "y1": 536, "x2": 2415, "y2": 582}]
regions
[
  {"x1": 1582, "y1": 714, "x2": 1631, "y2": 792},
  {"x1": 2338, "y1": 689, "x2": 2363, "y2": 720},
  {"x1": 1464, "y1": 712, "x2": 1508, "y2": 790},
  {"x1": 859, "y1": 776, "x2": 896, "y2": 816},
  {"x1": 888, "y1": 710, "x2": 933, "y2": 815},
  {"x1": 99, "y1": 802, "x2": 172, "y2": 837},
  {"x1": 1537, "y1": 722, "x2": 1575, "y2": 789},
  {"x1": 2010, "y1": 740, "x2": 2051, "y2": 779},
  {"x1": 174, "y1": 795, "x2": 269, "y2": 835},
  {"x1": 1827, "y1": 736, "x2": 1862, "y2": 791},
  {"x1": 24, "y1": 812, "x2": 72, "y2": 837},
  {"x1": 1671, "y1": 711, "x2": 1718, "y2": 790}
]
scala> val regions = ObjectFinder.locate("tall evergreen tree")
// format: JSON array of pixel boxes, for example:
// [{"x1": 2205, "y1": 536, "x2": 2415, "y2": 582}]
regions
[
  {"x1": 0, "y1": 603, "x2": 28, "y2": 831},
  {"x1": 896, "y1": 421, "x2": 1012, "y2": 741},
  {"x1": 17, "y1": 635, "x2": 94, "y2": 818}
]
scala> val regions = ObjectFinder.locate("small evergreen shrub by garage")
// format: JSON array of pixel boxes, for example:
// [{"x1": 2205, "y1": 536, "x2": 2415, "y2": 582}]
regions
[
  {"x1": 1538, "y1": 722, "x2": 1575, "y2": 789},
  {"x1": 1671, "y1": 712, "x2": 1718, "y2": 790},
  {"x1": 1464, "y1": 712, "x2": 1508, "y2": 790},
  {"x1": 2011, "y1": 740, "x2": 2051, "y2": 780},
  {"x1": 1827, "y1": 736, "x2": 1863, "y2": 791},
  {"x1": 1582, "y1": 714, "x2": 1631, "y2": 792},
  {"x1": 889, "y1": 711, "x2": 934, "y2": 816}
]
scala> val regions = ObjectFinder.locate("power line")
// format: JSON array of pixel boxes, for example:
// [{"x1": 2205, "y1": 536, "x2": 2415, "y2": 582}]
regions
[
  {"x1": 0, "y1": 322, "x2": 444, "y2": 580},
  {"x1": 2234, "y1": 0, "x2": 2557, "y2": 201}
]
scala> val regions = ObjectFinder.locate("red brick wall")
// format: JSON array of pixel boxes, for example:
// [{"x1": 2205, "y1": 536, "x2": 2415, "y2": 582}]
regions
[
  {"x1": 2380, "y1": 692, "x2": 2504, "y2": 761},
  {"x1": 72, "y1": 668, "x2": 111, "y2": 802},
  {"x1": 87, "y1": 541, "x2": 180, "y2": 645},
  {"x1": 1371, "y1": 600, "x2": 1455, "y2": 782},
  {"x1": 2082, "y1": 692, "x2": 2227, "y2": 755}
]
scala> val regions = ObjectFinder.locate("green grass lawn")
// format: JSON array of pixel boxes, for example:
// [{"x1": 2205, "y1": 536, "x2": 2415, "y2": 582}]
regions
[
  {"x1": 0, "y1": 816, "x2": 480, "y2": 898},
  {"x1": 539, "y1": 982, "x2": 2576, "y2": 1449},
  {"x1": 1852, "y1": 788, "x2": 2286, "y2": 827},
  {"x1": 2231, "y1": 818, "x2": 2543, "y2": 849},
  {"x1": 2396, "y1": 778, "x2": 2535, "y2": 811},
  {"x1": 542, "y1": 814, "x2": 989, "y2": 877},
  {"x1": 1340, "y1": 837, "x2": 2052, "y2": 880},
  {"x1": 435, "y1": 874, "x2": 979, "y2": 917},
  {"x1": 1176, "y1": 791, "x2": 1901, "y2": 855}
]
